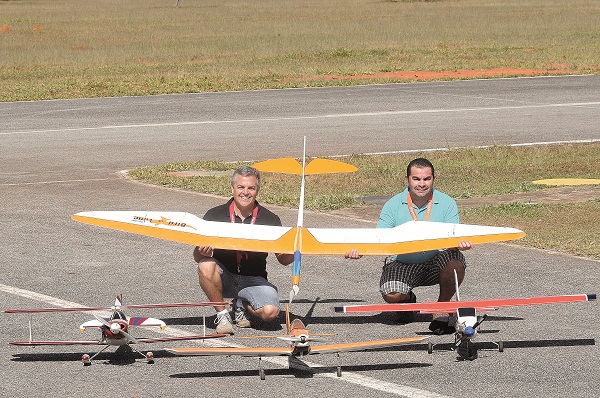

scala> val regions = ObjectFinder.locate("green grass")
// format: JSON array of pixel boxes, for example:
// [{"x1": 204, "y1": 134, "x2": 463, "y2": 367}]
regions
[
  {"x1": 129, "y1": 143, "x2": 600, "y2": 259},
  {"x1": 1, "y1": 0, "x2": 599, "y2": 101}
]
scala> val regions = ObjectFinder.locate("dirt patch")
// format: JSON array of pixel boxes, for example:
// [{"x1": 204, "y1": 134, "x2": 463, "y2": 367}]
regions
[
  {"x1": 285, "y1": 67, "x2": 576, "y2": 83},
  {"x1": 331, "y1": 185, "x2": 600, "y2": 222}
]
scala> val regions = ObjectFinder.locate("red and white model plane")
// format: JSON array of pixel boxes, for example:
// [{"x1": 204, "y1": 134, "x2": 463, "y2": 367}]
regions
[
  {"x1": 5, "y1": 295, "x2": 228, "y2": 365},
  {"x1": 165, "y1": 304, "x2": 429, "y2": 379},
  {"x1": 335, "y1": 272, "x2": 596, "y2": 360}
]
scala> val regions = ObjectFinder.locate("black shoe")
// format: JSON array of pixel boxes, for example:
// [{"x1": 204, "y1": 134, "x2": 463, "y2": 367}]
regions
[
  {"x1": 394, "y1": 291, "x2": 417, "y2": 325},
  {"x1": 429, "y1": 319, "x2": 455, "y2": 335}
]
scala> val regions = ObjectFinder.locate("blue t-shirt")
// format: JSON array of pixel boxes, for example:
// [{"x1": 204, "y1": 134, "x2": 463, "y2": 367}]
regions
[{"x1": 377, "y1": 188, "x2": 459, "y2": 264}]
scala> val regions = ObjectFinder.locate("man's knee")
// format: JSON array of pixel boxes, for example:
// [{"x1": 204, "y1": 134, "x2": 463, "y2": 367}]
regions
[
  {"x1": 254, "y1": 305, "x2": 280, "y2": 322},
  {"x1": 197, "y1": 258, "x2": 217, "y2": 274},
  {"x1": 383, "y1": 292, "x2": 411, "y2": 303}
]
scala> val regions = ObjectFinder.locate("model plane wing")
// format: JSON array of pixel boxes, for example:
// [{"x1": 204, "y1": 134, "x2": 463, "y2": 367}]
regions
[
  {"x1": 308, "y1": 336, "x2": 428, "y2": 354},
  {"x1": 134, "y1": 334, "x2": 226, "y2": 343},
  {"x1": 334, "y1": 293, "x2": 596, "y2": 314},
  {"x1": 165, "y1": 346, "x2": 295, "y2": 357},
  {"x1": 72, "y1": 211, "x2": 525, "y2": 256},
  {"x1": 9, "y1": 340, "x2": 102, "y2": 346},
  {"x1": 4, "y1": 301, "x2": 228, "y2": 314}
]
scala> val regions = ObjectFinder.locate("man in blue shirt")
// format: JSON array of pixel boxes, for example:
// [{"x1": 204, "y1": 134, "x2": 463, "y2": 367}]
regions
[{"x1": 347, "y1": 158, "x2": 472, "y2": 334}]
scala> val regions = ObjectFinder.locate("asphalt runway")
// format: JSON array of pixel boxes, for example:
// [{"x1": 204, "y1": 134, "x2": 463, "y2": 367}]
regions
[{"x1": 1, "y1": 75, "x2": 599, "y2": 398}]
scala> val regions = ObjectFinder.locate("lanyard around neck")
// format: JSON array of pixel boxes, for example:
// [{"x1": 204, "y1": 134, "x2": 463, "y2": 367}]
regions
[
  {"x1": 407, "y1": 192, "x2": 433, "y2": 221},
  {"x1": 229, "y1": 200, "x2": 258, "y2": 224}
]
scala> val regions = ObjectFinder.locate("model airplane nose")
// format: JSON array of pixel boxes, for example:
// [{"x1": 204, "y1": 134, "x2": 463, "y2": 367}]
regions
[
  {"x1": 110, "y1": 323, "x2": 122, "y2": 334},
  {"x1": 464, "y1": 326, "x2": 475, "y2": 336}
]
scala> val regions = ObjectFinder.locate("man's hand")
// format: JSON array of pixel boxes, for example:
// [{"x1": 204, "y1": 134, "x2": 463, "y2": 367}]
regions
[
  {"x1": 193, "y1": 245, "x2": 214, "y2": 262},
  {"x1": 457, "y1": 241, "x2": 473, "y2": 251},
  {"x1": 345, "y1": 249, "x2": 362, "y2": 259}
]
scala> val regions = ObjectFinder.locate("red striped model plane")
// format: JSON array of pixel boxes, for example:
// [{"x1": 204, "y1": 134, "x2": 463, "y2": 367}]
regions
[
  {"x1": 5, "y1": 295, "x2": 228, "y2": 365},
  {"x1": 335, "y1": 273, "x2": 596, "y2": 360},
  {"x1": 166, "y1": 305, "x2": 429, "y2": 379}
]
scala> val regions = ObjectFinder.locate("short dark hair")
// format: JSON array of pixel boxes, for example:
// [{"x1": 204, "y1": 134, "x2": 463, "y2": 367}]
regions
[
  {"x1": 231, "y1": 166, "x2": 261, "y2": 189},
  {"x1": 406, "y1": 158, "x2": 435, "y2": 178}
]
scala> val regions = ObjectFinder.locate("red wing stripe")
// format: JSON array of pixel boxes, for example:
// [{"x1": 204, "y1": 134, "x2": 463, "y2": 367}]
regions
[
  {"x1": 335, "y1": 294, "x2": 595, "y2": 313},
  {"x1": 4, "y1": 301, "x2": 229, "y2": 313},
  {"x1": 9, "y1": 341, "x2": 102, "y2": 346}
]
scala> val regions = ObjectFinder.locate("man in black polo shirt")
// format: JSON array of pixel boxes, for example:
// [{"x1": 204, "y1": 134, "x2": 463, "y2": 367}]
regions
[{"x1": 193, "y1": 166, "x2": 294, "y2": 334}]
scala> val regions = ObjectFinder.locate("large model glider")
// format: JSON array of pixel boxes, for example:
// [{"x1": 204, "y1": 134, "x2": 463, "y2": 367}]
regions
[
  {"x1": 5, "y1": 295, "x2": 228, "y2": 365},
  {"x1": 72, "y1": 138, "x2": 525, "y2": 301},
  {"x1": 166, "y1": 304, "x2": 428, "y2": 379},
  {"x1": 335, "y1": 272, "x2": 596, "y2": 360}
]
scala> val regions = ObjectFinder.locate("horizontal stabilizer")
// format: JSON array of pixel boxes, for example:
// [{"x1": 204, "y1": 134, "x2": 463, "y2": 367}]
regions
[
  {"x1": 252, "y1": 158, "x2": 357, "y2": 175},
  {"x1": 335, "y1": 294, "x2": 596, "y2": 314}
]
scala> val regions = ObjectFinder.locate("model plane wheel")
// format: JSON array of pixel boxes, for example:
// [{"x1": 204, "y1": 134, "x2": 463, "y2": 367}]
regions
[
  {"x1": 82, "y1": 354, "x2": 91, "y2": 366},
  {"x1": 337, "y1": 366, "x2": 342, "y2": 377},
  {"x1": 427, "y1": 341, "x2": 433, "y2": 354},
  {"x1": 146, "y1": 351, "x2": 155, "y2": 364},
  {"x1": 259, "y1": 368, "x2": 265, "y2": 380},
  {"x1": 498, "y1": 341, "x2": 504, "y2": 353}
]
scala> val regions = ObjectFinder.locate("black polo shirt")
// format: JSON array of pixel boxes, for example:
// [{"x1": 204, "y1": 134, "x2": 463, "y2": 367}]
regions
[{"x1": 203, "y1": 198, "x2": 283, "y2": 279}]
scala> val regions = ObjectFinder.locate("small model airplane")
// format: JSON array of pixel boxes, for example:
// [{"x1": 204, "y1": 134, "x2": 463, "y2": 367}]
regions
[
  {"x1": 165, "y1": 304, "x2": 429, "y2": 379},
  {"x1": 5, "y1": 295, "x2": 229, "y2": 365},
  {"x1": 334, "y1": 272, "x2": 596, "y2": 360},
  {"x1": 71, "y1": 138, "x2": 526, "y2": 303}
]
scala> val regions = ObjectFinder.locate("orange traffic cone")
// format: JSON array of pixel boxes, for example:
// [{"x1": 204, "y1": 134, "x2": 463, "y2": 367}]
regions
[
  {"x1": 33, "y1": 24, "x2": 43, "y2": 31},
  {"x1": 1, "y1": 24, "x2": 9, "y2": 32}
]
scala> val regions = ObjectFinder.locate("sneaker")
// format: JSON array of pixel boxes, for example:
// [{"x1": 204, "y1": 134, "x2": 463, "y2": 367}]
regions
[
  {"x1": 234, "y1": 307, "x2": 251, "y2": 328},
  {"x1": 215, "y1": 311, "x2": 234, "y2": 334},
  {"x1": 395, "y1": 291, "x2": 417, "y2": 324},
  {"x1": 429, "y1": 317, "x2": 455, "y2": 335}
]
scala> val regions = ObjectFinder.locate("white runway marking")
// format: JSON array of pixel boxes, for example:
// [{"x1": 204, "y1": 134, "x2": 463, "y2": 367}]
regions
[
  {"x1": 2, "y1": 101, "x2": 600, "y2": 136},
  {"x1": 0, "y1": 178, "x2": 109, "y2": 187},
  {"x1": 1, "y1": 283, "x2": 452, "y2": 398}
]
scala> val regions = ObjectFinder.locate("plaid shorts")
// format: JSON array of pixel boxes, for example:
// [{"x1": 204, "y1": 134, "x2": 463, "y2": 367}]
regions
[{"x1": 379, "y1": 249, "x2": 466, "y2": 295}]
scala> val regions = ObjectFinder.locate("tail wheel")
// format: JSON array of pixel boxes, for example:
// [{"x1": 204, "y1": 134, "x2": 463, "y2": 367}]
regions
[
  {"x1": 82, "y1": 354, "x2": 91, "y2": 366},
  {"x1": 146, "y1": 351, "x2": 155, "y2": 364}
]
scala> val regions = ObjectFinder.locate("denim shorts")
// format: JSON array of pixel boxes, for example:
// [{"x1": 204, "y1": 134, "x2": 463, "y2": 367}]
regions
[{"x1": 214, "y1": 261, "x2": 281, "y2": 310}]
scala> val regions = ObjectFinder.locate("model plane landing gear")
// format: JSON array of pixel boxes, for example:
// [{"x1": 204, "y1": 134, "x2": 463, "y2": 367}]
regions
[
  {"x1": 145, "y1": 351, "x2": 155, "y2": 364},
  {"x1": 457, "y1": 340, "x2": 478, "y2": 360},
  {"x1": 82, "y1": 354, "x2": 91, "y2": 366}
]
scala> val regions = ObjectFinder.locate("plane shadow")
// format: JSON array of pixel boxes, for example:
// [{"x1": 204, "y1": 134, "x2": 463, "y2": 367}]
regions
[
  {"x1": 9, "y1": 345, "x2": 158, "y2": 365},
  {"x1": 170, "y1": 358, "x2": 432, "y2": 379},
  {"x1": 428, "y1": 338, "x2": 596, "y2": 354}
]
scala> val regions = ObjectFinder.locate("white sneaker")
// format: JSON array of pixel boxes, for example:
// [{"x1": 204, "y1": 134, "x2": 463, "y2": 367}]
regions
[
  {"x1": 215, "y1": 311, "x2": 234, "y2": 334},
  {"x1": 234, "y1": 307, "x2": 251, "y2": 328}
]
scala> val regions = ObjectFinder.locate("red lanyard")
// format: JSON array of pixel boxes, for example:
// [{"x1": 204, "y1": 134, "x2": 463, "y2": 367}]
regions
[
  {"x1": 229, "y1": 200, "x2": 258, "y2": 273},
  {"x1": 229, "y1": 200, "x2": 258, "y2": 224},
  {"x1": 407, "y1": 193, "x2": 433, "y2": 221}
]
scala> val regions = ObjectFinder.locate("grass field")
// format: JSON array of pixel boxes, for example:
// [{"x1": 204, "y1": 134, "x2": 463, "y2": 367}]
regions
[{"x1": 1, "y1": 0, "x2": 599, "y2": 101}]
